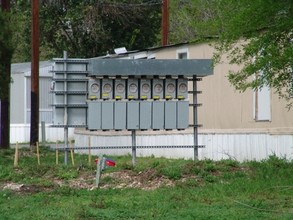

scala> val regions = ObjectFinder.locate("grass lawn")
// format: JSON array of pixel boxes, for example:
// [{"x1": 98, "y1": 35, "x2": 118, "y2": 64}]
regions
[{"x1": 0, "y1": 147, "x2": 293, "y2": 219}]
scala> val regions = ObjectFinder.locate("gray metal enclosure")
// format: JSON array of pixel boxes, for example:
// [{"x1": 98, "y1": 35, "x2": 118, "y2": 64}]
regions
[
  {"x1": 51, "y1": 59, "x2": 88, "y2": 127},
  {"x1": 51, "y1": 57, "x2": 213, "y2": 164},
  {"x1": 51, "y1": 58, "x2": 212, "y2": 130}
]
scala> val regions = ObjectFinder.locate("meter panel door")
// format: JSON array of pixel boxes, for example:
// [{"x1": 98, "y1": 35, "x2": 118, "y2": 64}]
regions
[
  {"x1": 88, "y1": 78, "x2": 101, "y2": 100},
  {"x1": 101, "y1": 79, "x2": 113, "y2": 100},
  {"x1": 152, "y1": 79, "x2": 164, "y2": 100},
  {"x1": 114, "y1": 79, "x2": 126, "y2": 100},
  {"x1": 127, "y1": 79, "x2": 139, "y2": 100}
]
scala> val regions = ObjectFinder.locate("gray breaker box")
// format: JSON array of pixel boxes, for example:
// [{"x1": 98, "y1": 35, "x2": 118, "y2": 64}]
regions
[{"x1": 87, "y1": 100, "x2": 189, "y2": 131}]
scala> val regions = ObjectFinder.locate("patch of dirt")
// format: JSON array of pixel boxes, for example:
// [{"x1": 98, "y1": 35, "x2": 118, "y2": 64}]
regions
[
  {"x1": 2, "y1": 165, "x2": 252, "y2": 193},
  {"x1": 2, "y1": 182, "x2": 52, "y2": 194},
  {"x1": 100, "y1": 169, "x2": 175, "y2": 190},
  {"x1": 1, "y1": 169, "x2": 176, "y2": 193}
]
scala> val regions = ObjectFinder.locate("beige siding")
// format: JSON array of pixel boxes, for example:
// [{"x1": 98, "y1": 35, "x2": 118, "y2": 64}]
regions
[{"x1": 155, "y1": 43, "x2": 293, "y2": 134}]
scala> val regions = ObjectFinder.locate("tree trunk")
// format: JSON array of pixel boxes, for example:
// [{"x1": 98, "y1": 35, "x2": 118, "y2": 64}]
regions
[
  {"x1": 0, "y1": 0, "x2": 11, "y2": 149},
  {"x1": 0, "y1": 65, "x2": 10, "y2": 149}
]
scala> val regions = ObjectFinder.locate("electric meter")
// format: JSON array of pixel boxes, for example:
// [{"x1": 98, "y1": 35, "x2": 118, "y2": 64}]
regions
[{"x1": 127, "y1": 79, "x2": 139, "y2": 99}]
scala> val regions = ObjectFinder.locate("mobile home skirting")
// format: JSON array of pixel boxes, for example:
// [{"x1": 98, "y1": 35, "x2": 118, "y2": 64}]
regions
[
  {"x1": 10, "y1": 124, "x2": 74, "y2": 143},
  {"x1": 74, "y1": 131, "x2": 293, "y2": 161}
]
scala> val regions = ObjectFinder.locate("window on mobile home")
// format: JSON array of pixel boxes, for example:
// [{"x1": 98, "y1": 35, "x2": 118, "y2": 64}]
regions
[
  {"x1": 177, "y1": 48, "x2": 188, "y2": 59},
  {"x1": 253, "y1": 73, "x2": 271, "y2": 121}
]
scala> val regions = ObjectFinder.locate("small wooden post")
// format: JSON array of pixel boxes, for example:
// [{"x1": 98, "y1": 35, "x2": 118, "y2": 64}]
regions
[
  {"x1": 36, "y1": 142, "x2": 40, "y2": 165},
  {"x1": 70, "y1": 140, "x2": 75, "y2": 166},
  {"x1": 88, "y1": 136, "x2": 91, "y2": 166},
  {"x1": 56, "y1": 141, "x2": 59, "y2": 165},
  {"x1": 14, "y1": 142, "x2": 19, "y2": 167}
]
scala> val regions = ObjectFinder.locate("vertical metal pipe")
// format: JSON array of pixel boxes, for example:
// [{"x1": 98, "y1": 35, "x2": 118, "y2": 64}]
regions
[
  {"x1": 63, "y1": 51, "x2": 68, "y2": 165},
  {"x1": 96, "y1": 154, "x2": 104, "y2": 187},
  {"x1": 131, "y1": 130, "x2": 136, "y2": 166},
  {"x1": 41, "y1": 121, "x2": 46, "y2": 145},
  {"x1": 193, "y1": 76, "x2": 198, "y2": 160}
]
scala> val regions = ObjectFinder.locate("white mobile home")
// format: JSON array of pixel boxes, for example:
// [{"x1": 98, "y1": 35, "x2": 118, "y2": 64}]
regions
[{"x1": 10, "y1": 61, "x2": 74, "y2": 143}]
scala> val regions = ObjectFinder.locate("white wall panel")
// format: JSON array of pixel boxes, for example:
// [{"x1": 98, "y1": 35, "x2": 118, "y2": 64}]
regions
[
  {"x1": 10, "y1": 124, "x2": 74, "y2": 143},
  {"x1": 11, "y1": 124, "x2": 293, "y2": 161},
  {"x1": 75, "y1": 132, "x2": 293, "y2": 161}
]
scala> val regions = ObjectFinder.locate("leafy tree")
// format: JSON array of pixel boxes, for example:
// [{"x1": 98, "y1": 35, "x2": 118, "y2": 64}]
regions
[
  {"x1": 10, "y1": 0, "x2": 33, "y2": 62},
  {"x1": 169, "y1": 0, "x2": 293, "y2": 104},
  {"x1": 0, "y1": 10, "x2": 13, "y2": 98},
  {"x1": 169, "y1": 0, "x2": 217, "y2": 43},
  {"x1": 12, "y1": 0, "x2": 162, "y2": 61}
]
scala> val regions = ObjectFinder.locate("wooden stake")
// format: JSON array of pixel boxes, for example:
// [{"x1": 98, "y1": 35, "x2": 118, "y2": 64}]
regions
[
  {"x1": 88, "y1": 136, "x2": 91, "y2": 166},
  {"x1": 36, "y1": 142, "x2": 40, "y2": 165},
  {"x1": 14, "y1": 142, "x2": 19, "y2": 167},
  {"x1": 70, "y1": 140, "x2": 75, "y2": 166},
  {"x1": 56, "y1": 141, "x2": 59, "y2": 165}
]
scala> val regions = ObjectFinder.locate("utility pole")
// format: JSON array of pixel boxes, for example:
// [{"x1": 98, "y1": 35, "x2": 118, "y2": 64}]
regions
[
  {"x1": 0, "y1": 0, "x2": 11, "y2": 149},
  {"x1": 1, "y1": 0, "x2": 9, "y2": 10},
  {"x1": 161, "y1": 0, "x2": 169, "y2": 46},
  {"x1": 30, "y1": 0, "x2": 39, "y2": 147}
]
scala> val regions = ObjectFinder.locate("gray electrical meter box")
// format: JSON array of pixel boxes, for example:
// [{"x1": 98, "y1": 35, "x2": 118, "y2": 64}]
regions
[
  {"x1": 152, "y1": 79, "x2": 164, "y2": 100},
  {"x1": 88, "y1": 78, "x2": 101, "y2": 100},
  {"x1": 114, "y1": 79, "x2": 126, "y2": 100},
  {"x1": 52, "y1": 58, "x2": 213, "y2": 135},
  {"x1": 54, "y1": 81, "x2": 87, "y2": 93},
  {"x1": 54, "y1": 108, "x2": 87, "y2": 126},
  {"x1": 127, "y1": 79, "x2": 139, "y2": 100},
  {"x1": 114, "y1": 101, "x2": 127, "y2": 130},
  {"x1": 53, "y1": 104, "x2": 87, "y2": 126},
  {"x1": 177, "y1": 78, "x2": 188, "y2": 100},
  {"x1": 165, "y1": 78, "x2": 176, "y2": 100},
  {"x1": 54, "y1": 81, "x2": 64, "y2": 91},
  {"x1": 101, "y1": 101, "x2": 114, "y2": 130},
  {"x1": 152, "y1": 101, "x2": 164, "y2": 130},
  {"x1": 127, "y1": 101, "x2": 139, "y2": 130},
  {"x1": 177, "y1": 100, "x2": 189, "y2": 129},
  {"x1": 87, "y1": 100, "x2": 102, "y2": 130},
  {"x1": 140, "y1": 79, "x2": 151, "y2": 100},
  {"x1": 68, "y1": 108, "x2": 87, "y2": 126},
  {"x1": 139, "y1": 101, "x2": 152, "y2": 130},
  {"x1": 67, "y1": 94, "x2": 86, "y2": 105},
  {"x1": 53, "y1": 108, "x2": 64, "y2": 125},
  {"x1": 102, "y1": 79, "x2": 113, "y2": 100},
  {"x1": 165, "y1": 101, "x2": 177, "y2": 129}
]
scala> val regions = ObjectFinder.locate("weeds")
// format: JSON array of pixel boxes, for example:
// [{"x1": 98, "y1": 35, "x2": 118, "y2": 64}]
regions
[{"x1": 1, "y1": 148, "x2": 293, "y2": 219}]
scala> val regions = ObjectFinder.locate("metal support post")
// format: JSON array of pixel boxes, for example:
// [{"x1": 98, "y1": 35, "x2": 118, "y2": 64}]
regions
[
  {"x1": 63, "y1": 51, "x2": 68, "y2": 165},
  {"x1": 131, "y1": 130, "x2": 136, "y2": 166},
  {"x1": 193, "y1": 76, "x2": 199, "y2": 161},
  {"x1": 41, "y1": 121, "x2": 46, "y2": 145},
  {"x1": 96, "y1": 154, "x2": 104, "y2": 187}
]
